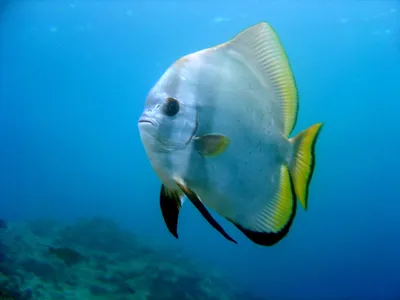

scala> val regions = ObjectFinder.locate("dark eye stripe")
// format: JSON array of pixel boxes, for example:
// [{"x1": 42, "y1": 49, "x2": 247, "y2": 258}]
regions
[{"x1": 163, "y1": 97, "x2": 180, "y2": 117}]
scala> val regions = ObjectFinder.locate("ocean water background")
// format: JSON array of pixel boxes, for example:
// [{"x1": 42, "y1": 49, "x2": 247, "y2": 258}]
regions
[{"x1": 0, "y1": 0, "x2": 399, "y2": 299}]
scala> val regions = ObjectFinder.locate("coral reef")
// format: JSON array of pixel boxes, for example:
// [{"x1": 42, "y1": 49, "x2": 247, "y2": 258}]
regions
[{"x1": 0, "y1": 218, "x2": 263, "y2": 300}]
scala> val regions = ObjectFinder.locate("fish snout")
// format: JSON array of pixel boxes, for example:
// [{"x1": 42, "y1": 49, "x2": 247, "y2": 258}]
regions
[
  {"x1": 138, "y1": 112, "x2": 159, "y2": 143},
  {"x1": 138, "y1": 116, "x2": 154, "y2": 125},
  {"x1": 138, "y1": 111, "x2": 157, "y2": 127}
]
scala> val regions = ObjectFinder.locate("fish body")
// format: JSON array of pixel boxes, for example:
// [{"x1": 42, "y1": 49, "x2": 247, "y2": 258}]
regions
[
  {"x1": 49, "y1": 246, "x2": 84, "y2": 265},
  {"x1": 138, "y1": 22, "x2": 323, "y2": 246},
  {"x1": 0, "y1": 219, "x2": 7, "y2": 229}
]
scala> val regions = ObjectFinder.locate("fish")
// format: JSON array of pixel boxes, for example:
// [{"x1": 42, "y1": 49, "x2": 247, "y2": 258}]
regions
[
  {"x1": 48, "y1": 246, "x2": 85, "y2": 266},
  {"x1": 0, "y1": 219, "x2": 7, "y2": 230},
  {"x1": 138, "y1": 22, "x2": 323, "y2": 246}
]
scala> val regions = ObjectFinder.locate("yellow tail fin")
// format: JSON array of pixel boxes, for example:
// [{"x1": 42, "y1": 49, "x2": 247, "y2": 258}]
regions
[{"x1": 289, "y1": 123, "x2": 323, "y2": 210}]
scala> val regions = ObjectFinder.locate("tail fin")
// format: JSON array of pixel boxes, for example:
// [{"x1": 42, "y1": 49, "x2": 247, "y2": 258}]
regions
[{"x1": 288, "y1": 123, "x2": 323, "y2": 210}]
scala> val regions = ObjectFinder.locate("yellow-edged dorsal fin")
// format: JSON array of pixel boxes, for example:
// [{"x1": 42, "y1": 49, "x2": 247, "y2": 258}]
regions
[{"x1": 223, "y1": 22, "x2": 298, "y2": 137}]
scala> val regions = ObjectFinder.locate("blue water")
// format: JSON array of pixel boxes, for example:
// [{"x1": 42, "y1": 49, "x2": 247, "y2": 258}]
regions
[{"x1": 1, "y1": 0, "x2": 399, "y2": 299}]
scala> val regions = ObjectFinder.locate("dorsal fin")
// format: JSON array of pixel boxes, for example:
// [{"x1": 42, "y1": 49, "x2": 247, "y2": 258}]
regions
[{"x1": 223, "y1": 22, "x2": 298, "y2": 137}]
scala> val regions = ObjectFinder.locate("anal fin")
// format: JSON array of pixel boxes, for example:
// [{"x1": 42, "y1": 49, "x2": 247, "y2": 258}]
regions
[
  {"x1": 160, "y1": 184, "x2": 184, "y2": 239},
  {"x1": 227, "y1": 165, "x2": 296, "y2": 246},
  {"x1": 175, "y1": 180, "x2": 237, "y2": 244}
]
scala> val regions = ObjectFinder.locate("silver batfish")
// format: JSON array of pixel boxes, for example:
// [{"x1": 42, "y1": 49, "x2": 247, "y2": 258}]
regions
[{"x1": 138, "y1": 22, "x2": 323, "y2": 246}]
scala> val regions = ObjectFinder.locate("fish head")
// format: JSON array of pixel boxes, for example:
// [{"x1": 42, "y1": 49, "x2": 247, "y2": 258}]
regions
[{"x1": 138, "y1": 60, "x2": 199, "y2": 177}]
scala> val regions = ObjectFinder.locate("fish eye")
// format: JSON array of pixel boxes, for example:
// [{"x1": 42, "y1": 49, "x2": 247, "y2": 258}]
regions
[{"x1": 163, "y1": 97, "x2": 180, "y2": 117}]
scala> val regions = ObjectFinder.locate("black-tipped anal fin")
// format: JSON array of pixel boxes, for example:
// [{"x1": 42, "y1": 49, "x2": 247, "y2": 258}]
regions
[
  {"x1": 175, "y1": 181, "x2": 237, "y2": 244},
  {"x1": 226, "y1": 166, "x2": 297, "y2": 247},
  {"x1": 228, "y1": 206, "x2": 295, "y2": 246},
  {"x1": 160, "y1": 184, "x2": 183, "y2": 239}
]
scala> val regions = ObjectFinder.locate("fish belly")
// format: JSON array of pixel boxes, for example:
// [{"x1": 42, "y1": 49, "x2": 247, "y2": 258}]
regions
[{"x1": 189, "y1": 129, "x2": 288, "y2": 224}]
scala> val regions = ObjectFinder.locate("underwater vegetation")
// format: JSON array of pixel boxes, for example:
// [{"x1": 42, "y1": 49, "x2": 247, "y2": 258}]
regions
[{"x1": 0, "y1": 218, "x2": 264, "y2": 300}]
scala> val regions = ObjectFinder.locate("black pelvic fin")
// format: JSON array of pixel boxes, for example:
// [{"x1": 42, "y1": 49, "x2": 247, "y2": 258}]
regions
[
  {"x1": 175, "y1": 181, "x2": 237, "y2": 244},
  {"x1": 160, "y1": 184, "x2": 183, "y2": 239}
]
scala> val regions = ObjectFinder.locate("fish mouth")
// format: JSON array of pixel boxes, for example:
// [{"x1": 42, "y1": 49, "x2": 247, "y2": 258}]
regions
[{"x1": 138, "y1": 117, "x2": 154, "y2": 125}]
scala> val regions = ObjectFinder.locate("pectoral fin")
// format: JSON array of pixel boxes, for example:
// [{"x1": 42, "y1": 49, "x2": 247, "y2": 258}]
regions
[
  {"x1": 194, "y1": 134, "x2": 230, "y2": 156},
  {"x1": 160, "y1": 184, "x2": 184, "y2": 239},
  {"x1": 175, "y1": 180, "x2": 237, "y2": 244}
]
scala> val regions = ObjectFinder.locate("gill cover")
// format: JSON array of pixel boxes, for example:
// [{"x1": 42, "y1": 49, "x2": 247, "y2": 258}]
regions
[{"x1": 144, "y1": 65, "x2": 198, "y2": 151}]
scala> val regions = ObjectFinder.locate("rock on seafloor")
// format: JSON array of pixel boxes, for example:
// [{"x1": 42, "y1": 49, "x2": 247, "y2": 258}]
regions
[{"x1": 0, "y1": 217, "x2": 265, "y2": 300}]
